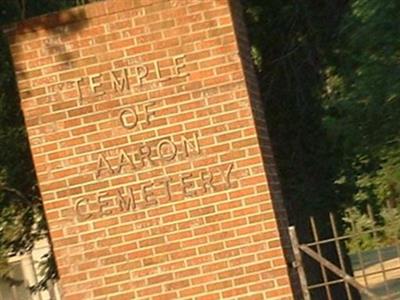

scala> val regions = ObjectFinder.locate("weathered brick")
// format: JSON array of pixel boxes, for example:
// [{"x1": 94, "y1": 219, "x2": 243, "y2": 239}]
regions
[{"x1": 7, "y1": 0, "x2": 295, "y2": 299}]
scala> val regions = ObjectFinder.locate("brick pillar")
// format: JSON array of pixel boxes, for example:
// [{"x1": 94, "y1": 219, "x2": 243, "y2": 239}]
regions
[{"x1": 5, "y1": 0, "x2": 296, "y2": 299}]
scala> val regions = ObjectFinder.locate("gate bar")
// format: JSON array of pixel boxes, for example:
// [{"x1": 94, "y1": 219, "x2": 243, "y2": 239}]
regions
[
  {"x1": 299, "y1": 244, "x2": 381, "y2": 300},
  {"x1": 288, "y1": 226, "x2": 311, "y2": 300}
]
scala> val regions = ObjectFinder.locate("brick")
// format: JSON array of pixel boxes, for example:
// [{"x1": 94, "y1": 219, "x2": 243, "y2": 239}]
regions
[
  {"x1": 139, "y1": 236, "x2": 165, "y2": 248},
  {"x1": 222, "y1": 287, "x2": 248, "y2": 298},
  {"x1": 93, "y1": 285, "x2": 118, "y2": 297},
  {"x1": 179, "y1": 286, "x2": 205, "y2": 298},
  {"x1": 8, "y1": 0, "x2": 295, "y2": 299},
  {"x1": 207, "y1": 279, "x2": 232, "y2": 292},
  {"x1": 153, "y1": 292, "x2": 178, "y2": 300},
  {"x1": 104, "y1": 272, "x2": 130, "y2": 284}
]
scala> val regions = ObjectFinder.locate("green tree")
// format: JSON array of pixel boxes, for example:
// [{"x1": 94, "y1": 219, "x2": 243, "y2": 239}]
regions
[
  {"x1": 323, "y1": 0, "x2": 400, "y2": 210},
  {"x1": 243, "y1": 0, "x2": 348, "y2": 225},
  {"x1": 0, "y1": 0, "x2": 398, "y2": 294},
  {"x1": 244, "y1": 3, "x2": 398, "y2": 298},
  {"x1": 244, "y1": 0, "x2": 399, "y2": 223}
]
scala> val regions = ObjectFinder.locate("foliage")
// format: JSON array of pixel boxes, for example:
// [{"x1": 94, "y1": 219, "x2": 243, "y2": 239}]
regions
[
  {"x1": 243, "y1": 0, "x2": 348, "y2": 225},
  {"x1": 0, "y1": 13, "x2": 41, "y2": 287},
  {"x1": 381, "y1": 207, "x2": 400, "y2": 244},
  {"x1": 343, "y1": 207, "x2": 378, "y2": 253},
  {"x1": 0, "y1": 0, "x2": 397, "y2": 292},
  {"x1": 243, "y1": 0, "x2": 399, "y2": 228},
  {"x1": 323, "y1": 0, "x2": 400, "y2": 210},
  {"x1": 343, "y1": 206, "x2": 400, "y2": 253}
]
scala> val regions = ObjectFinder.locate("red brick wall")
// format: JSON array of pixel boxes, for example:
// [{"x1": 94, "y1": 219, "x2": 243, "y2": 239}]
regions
[{"x1": 5, "y1": 0, "x2": 295, "y2": 299}]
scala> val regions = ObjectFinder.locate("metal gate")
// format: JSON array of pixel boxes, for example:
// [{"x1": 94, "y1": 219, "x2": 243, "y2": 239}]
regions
[{"x1": 289, "y1": 208, "x2": 400, "y2": 300}]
